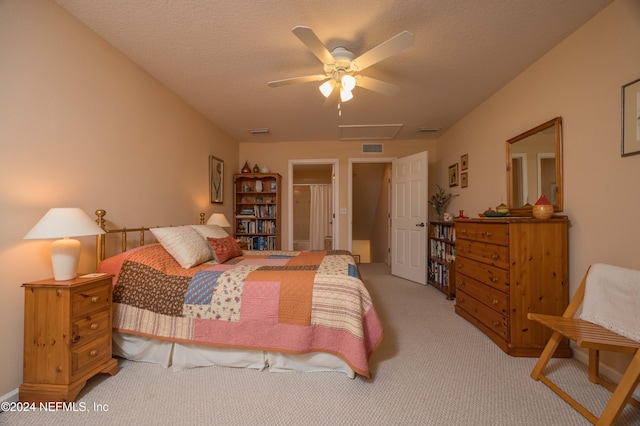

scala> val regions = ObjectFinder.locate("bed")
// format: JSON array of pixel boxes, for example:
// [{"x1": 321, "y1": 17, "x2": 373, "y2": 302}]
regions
[{"x1": 95, "y1": 210, "x2": 383, "y2": 378}]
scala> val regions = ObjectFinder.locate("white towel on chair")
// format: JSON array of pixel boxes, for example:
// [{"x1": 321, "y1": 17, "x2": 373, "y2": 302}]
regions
[{"x1": 580, "y1": 263, "x2": 640, "y2": 343}]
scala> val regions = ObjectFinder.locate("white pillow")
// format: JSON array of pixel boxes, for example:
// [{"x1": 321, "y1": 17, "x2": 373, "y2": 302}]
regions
[
  {"x1": 150, "y1": 226, "x2": 212, "y2": 268},
  {"x1": 190, "y1": 224, "x2": 229, "y2": 239}
]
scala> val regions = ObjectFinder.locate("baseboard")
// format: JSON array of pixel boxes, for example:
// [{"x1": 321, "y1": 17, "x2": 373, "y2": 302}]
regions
[
  {"x1": 573, "y1": 347, "x2": 640, "y2": 400},
  {"x1": 0, "y1": 388, "x2": 19, "y2": 411}
]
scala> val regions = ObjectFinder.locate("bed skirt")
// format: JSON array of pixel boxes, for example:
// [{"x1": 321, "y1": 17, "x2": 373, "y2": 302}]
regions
[{"x1": 113, "y1": 332, "x2": 356, "y2": 378}]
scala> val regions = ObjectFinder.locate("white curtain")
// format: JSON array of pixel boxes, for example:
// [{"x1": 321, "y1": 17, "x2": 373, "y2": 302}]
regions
[{"x1": 309, "y1": 184, "x2": 333, "y2": 250}]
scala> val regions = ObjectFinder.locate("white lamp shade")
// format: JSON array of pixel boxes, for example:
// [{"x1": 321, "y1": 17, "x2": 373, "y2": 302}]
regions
[
  {"x1": 341, "y1": 74, "x2": 356, "y2": 91},
  {"x1": 319, "y1": 80, "x2": 335, "y2": 98},
  {"x1": 206, "y1": 213, "x2": 231, "y2": 228},
  {"x1": 24, "y1": 208, "x2": 104, "y2": 281},
  {"x1": 340, "y1": 88, "x2": 353, "y2": 102},
  {"x1": 24, "y1": 208, "x2": 105, "y2": 239}
]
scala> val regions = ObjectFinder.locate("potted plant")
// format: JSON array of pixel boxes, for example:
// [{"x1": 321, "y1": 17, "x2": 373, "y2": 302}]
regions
[{"x1": 429, "y1": 185, "x2": 459, "y2": 221}]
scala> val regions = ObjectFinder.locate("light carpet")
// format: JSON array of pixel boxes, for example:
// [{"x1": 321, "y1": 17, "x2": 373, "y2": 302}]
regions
[{"x1": 3, "y1": 263, "x2": 639, "y2": 425}]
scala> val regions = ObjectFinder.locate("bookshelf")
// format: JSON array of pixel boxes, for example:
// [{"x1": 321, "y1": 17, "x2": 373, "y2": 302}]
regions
[
  {"x1": 233, "y1": 173, "x2": 281, "y2": 250},
  {"x1": 428, "y1": 221, "x2": 456, "y2": 299}
]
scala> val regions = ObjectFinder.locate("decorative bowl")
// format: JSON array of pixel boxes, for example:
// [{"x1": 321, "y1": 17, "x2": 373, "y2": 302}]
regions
[{"x1": 532, "y1": 204, "x2": 554, "y2": 219}]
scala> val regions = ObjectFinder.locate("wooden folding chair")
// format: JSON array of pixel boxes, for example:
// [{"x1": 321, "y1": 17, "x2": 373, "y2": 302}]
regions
[{"x1": 528, "y1": 264, "x2": 640, "y2": 425}]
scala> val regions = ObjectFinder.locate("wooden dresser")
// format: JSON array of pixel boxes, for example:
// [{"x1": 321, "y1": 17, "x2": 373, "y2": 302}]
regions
[
  {"x1": 20, "y1": 274, "x2": 118, "y2": 402},
  {"x1": 453, "y1": 217, "x2": 570, "y2": 357}
]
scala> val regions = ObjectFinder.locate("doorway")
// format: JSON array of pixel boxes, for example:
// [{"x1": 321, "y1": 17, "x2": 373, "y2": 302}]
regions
[
  {"x1": 348, "y1": 158, "x2": 393, "y2": 265},
  {"x1": 288, "y1": 160, "x2": 338, "y2": 251}
]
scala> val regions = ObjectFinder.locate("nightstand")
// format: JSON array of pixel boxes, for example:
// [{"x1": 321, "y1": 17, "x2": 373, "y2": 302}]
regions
[{"x1": 19, "y1": 274, "x2": 118, "y2": 403}]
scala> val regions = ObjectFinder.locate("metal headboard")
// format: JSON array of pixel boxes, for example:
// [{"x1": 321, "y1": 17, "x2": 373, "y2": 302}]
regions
[{"x1": 95, "y1": 209, "x2": 206, "y2": 267}]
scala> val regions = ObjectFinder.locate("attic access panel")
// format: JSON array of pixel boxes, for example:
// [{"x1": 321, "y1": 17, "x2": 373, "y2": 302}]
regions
[{"x1": 338, "y1": 124, "x2": 402, "y2": 140}]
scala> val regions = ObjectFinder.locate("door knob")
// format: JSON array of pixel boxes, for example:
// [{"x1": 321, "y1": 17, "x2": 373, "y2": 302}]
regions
[{"x1": 416, "y1": 223, "x2": 425, "y2": 227}]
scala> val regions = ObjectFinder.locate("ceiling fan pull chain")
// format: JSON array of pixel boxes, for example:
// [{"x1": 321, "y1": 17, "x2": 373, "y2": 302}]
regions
[{"x1": 338, "y1": 103, "x2": 342, "y2": 117}]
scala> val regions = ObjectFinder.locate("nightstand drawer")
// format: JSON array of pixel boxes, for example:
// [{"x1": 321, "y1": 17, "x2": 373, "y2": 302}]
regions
[
  {"x1": 72, "y1": 283, "x2": 110, "y2": 317},
  {"x1": 72, "y1": 309, "x2": 110, "y2": 346},
  {"x1": 72, "y1": 332, "x2": 110, "y2": 375}
]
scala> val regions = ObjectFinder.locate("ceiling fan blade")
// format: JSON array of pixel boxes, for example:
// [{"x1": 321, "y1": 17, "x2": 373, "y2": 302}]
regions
[
  {"x1": 268, "y1": 74, "x2": 328, "y2": 87},
  {"x1": 351, "y1": 31, "x2": 415, "y2": 71},
  {"x1": 355, "y1": 76, "x2": 400, "y2": 96},
  {"x1": 292, "y1": 26, "x2": 336, "y2": 65}
]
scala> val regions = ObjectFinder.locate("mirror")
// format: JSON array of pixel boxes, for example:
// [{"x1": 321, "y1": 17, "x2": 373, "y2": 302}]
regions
[{"x1": 506, "y1": 117, "x2": 563, "y2": 214}]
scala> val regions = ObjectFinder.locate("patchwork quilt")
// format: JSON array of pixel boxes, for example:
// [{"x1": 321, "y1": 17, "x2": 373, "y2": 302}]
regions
[{"x1": 99, "y1": 244, "x2": 383, "y2": 377}]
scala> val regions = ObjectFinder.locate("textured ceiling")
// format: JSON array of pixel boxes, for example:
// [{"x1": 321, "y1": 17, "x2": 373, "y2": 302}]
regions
[{"x1": 53, "y1": 0, "x2": 612, "y2": 143}]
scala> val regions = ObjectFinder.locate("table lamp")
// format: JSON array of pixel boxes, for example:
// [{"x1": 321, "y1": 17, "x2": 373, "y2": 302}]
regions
[
  {"x1": 24, "y1": 207, "x2": 106, "y2": 281},
  {"x1": 206, "y1": 213, "x2": 231, "y2": 228}
]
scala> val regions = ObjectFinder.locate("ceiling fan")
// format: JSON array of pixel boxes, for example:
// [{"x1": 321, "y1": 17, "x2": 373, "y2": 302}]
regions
[{"x1": 268, "y1": 26, "x2": 415, "y2": 107}]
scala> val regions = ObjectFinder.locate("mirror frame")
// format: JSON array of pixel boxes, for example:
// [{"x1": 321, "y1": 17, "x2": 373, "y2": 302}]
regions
[{"x1": 506, "y1": 117, "x2": 563, "y2": 215}]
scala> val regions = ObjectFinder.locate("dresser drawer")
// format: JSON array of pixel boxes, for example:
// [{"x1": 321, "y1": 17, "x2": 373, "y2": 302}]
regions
[
  {"x1": 455, "y1": 222, "x2": 476, "y2": 240},
  {"x1": 72, "y1": 283, "x2": 110, "y2": 317},
  {"x1": 475, "y1": 223, "x2": 509, "y2": 245},
  {"x1": 456, "y1": 274, "x2": 508, "y2": 314},
  {"x1": 456, "y1": 289, "x2": 508, "y2": 339},
  {"x1": 72, "y1": 309, "x2": 110, "y2": 346},
  {"x1": 456, "y1": 240, "x2": 509, "y2": 269},
  {"x1": 72, "y1": 332, "x2": 110, "y2": 375},
  {"x1": 455, "y1": 257, "x2": 509, "y2": 292}
]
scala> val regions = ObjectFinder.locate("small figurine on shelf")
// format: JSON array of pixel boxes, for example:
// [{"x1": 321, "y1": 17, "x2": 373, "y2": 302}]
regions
[
  {"x1": 252, "y1": 164, "x2": 260, "y2": 173},
  {"x1": 429, "y1": 184, "x2": 459, "y2": 221}
]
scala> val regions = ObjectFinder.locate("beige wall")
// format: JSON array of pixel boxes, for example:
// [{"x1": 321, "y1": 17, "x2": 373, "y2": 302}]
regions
[
  {"x1": 435, "y1": 0, "x2": 640, "y2": 376},
  {"x1": 2, "y1": 0, "x2": 638, "y2": 400},
  {"x1": 239, "y1": 140, "x2": 438, "y2": 249},
  {"x1": 0, "y1": 0, "x2": 238, "y2": 397}
]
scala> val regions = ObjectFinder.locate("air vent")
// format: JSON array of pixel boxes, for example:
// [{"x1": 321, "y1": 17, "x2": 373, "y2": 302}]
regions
[
  {"x1": 248, "y1": 128, "x2": 270, "y2": 134},
  {"x1": 418, "y1": 127, "x2": 441, "y2": 133},
  {"x1": 362, "y1": 143, "x2": 383, "y2": 154}
]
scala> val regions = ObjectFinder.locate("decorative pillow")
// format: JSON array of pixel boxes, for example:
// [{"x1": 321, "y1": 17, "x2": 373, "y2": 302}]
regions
[
  {"x1": 150, "y1": 226, "x2": 212, "y2": 268},
  {"x1": 207, "y1": 236, "x2": 243, "y2": 263}
]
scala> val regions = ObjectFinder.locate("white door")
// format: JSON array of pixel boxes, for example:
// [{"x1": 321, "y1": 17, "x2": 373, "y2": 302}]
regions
[{"x1": 391, "y1": 151, "x2": 428, "y2": 284}]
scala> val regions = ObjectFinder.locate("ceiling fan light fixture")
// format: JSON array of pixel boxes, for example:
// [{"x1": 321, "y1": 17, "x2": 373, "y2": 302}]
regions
[
  {"x1": 341, "y1": 74, "x2": 356, "y2": 92},
  {"x1": 340, "y1": 88, "x2": 353, "y2": 102},
  {"x1": 319, "y1": 80, "x2": 335, "y2": 98}
]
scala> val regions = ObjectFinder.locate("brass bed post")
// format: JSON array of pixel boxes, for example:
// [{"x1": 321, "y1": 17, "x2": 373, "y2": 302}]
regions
[{"x1": 95, "y1": 209, "x2": 107, "y2": 268}]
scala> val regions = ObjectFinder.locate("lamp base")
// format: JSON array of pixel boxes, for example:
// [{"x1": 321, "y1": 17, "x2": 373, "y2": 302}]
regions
[{"x1": 51, "y1": 238, "x2": 81, "y2": 281}]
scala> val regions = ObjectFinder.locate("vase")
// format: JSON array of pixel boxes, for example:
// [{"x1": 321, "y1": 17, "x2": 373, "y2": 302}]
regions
[
  {"x1": 532, "y1": 204, "x2": 554, "y2": 219},
  {"x1": 241, "y1": 161, "x2": 251, "y2": 173}
]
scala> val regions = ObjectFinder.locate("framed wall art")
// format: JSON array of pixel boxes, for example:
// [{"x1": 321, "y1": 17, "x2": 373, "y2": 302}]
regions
[
  {"x1": 622, "y1": 77, "x2": 640, "y2": 157},
  {"x1": 449, "y1": 163, "x2": 459, "y2": 187},
  {"x1": 210, "y1": 155, "x2": 224, "y2": 204},
  {"x1": 461, "y1": 154, "x2": 469, "y2": 170},
  {"x1": 461, "y1": 172, "x2": 468, "y2": 188}
]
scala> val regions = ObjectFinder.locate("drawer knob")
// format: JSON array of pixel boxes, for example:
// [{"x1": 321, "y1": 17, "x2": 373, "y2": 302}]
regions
[
  {"x1": 485, "y1": 232, "x2": 492, "y2": 237},
  {"x1": 491, "y1": 253, "x2": 499, "y2": 260},
  {"x1": 460, "y1": 229, "x2": 467, "y2": 234},
  {"x1": 91, "y1": 296, "x2": 100, "y2": 303},
  {"x1": 89, "y1": 349, "x2": 98, "y2": 357},
  {"x1": 90, "y1": 323, "x2": 99, "y2": 330},
  {"x1": 492, "y1": 299, "x2": 499, "y2": 305},
  {"x1": 492, "y1": 321, "x2": 500, "y2": 327},
  {"x1": 490, "y1": 277, "x2": 499, "y2": 283}
]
